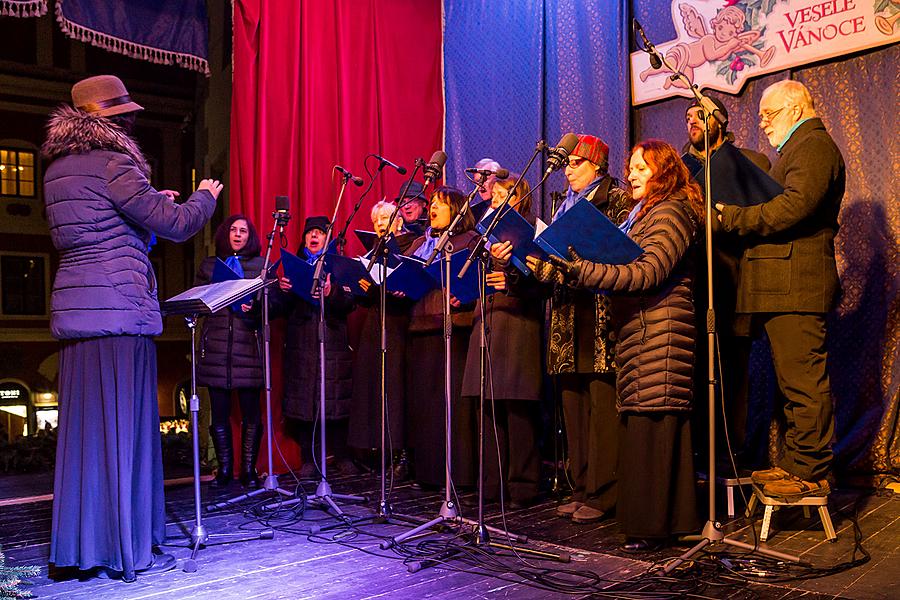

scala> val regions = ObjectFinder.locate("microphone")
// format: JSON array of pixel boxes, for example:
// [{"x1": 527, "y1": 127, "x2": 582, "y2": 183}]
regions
[
  {"x1": 273, "y1": 195, "x2": 291, "y2": 226},
  {"x1": 373, "y1": 154, "x2": 407, "y2": 175},
  {"x1": 335, "y1": 165, "x2": 364, "y2": 187},
  {"x1": 466, "y1": 167, "x2": 509, "y2": 179},
  {"x1": 633, "y1": 19, "x2": 662, "y2": 69},
  {"x1": 422, "y1": 150, "x2": 447, "y2": 186},
  {"x1": 544, "y1": 133, "x2": 579, "y2": 176},
  {"x1": 465, "y1": 167, "x2": 510, "y2": 180}
]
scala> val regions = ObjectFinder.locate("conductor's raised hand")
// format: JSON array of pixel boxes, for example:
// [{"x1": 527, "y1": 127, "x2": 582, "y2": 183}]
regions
[{"x1": 198, "y1": 179, "x2": 224, "y2": 200}]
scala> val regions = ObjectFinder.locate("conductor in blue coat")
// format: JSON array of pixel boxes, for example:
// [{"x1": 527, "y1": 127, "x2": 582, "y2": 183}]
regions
[{"x1": 42, "y1": 75, "x2": 220, "y2": 582}]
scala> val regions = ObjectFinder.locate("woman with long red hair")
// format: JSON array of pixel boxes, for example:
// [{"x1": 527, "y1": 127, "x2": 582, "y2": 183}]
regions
[{"x1": 528, "y1": 139, "x2": 703, "y2": 552}]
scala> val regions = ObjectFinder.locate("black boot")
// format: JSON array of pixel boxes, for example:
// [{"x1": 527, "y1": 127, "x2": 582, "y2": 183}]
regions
[
  {"x1": 209, "y1": 425, "x2": 233, "y2": 488},
  {"x1": 239, "y1": 422, "x2": 263, "y2": 489}
]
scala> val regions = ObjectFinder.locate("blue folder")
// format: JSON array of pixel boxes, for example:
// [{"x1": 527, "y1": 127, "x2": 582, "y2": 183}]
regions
[
  {"x1": 534, "y1": 199, "x2": 643, "y2": 265},
  {"x1": 475, "y1": 205, "x2": 548, "y2": 275},
  {"x1": 424, "y1": 249, "x2": 499, "y2": 305},
  {"x1": 686, "y1": 142, "x2": 783, "y2": 207},
  {"x1": 708, "y1": 142, "x2": 782, "y2": 207},
  {"x1": 354, "y1": 230, "x2": 411, "y2": 268},
  {"x1": 468, "y1": 200, "x2": 491, "y2": 224},
  {"x1": 384, "y1": 256, "x2": 436, "y2": 301},
  {"x1": 279, "y1": 249, "x2": 320, "y2": 306},
  {"x1": 325, "y1": 253, "x2": 374, "y2": 297}
]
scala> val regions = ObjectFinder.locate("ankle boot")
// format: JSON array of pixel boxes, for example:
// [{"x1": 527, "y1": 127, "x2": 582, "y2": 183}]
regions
[
  {"x1": 239, "y1": 422, "x2": 263, "y2": 489},
  {"x1": 209, "y1": 425, "x2": 233, "y2": 488}
]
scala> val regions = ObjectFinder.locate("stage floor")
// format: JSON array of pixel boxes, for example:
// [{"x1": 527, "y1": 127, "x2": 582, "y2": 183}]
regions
[{"x1": 2, "y1": 468, "x2": 898, "y2": 599}]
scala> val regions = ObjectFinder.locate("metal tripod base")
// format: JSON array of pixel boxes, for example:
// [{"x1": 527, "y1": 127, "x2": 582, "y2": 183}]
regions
[
  {"x1": 206, "y1": 473, "x2": 294, "y2": 512},
  {"x1": 261, "y1": 475, "x2": 367, "y2": 513},
  {"x1": 457, "y1": 516, "x2": 567, "y2": 563},
  {"x1": 380, "y1": 499, "x2": 458, "y2": 550},
  {"x1": 662, "y1": 519, "x2": 802, "y2": 574},
  {"x1": 182, "y1": 523, "x2": 274, "y2": 573}
]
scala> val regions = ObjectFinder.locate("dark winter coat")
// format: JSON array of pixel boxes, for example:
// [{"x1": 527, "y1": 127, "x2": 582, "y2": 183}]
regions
[
  {"x1": 42, "y1": 105, "x2": 215, "y2": 339},
  {"x1": 275, "y1": 272, "x2": 355, "y2": 421},
  {"x1": 719, "y1": 118, "x2": 844, "y2": 314},
  {"x1": 546, "y1": 176, "x2": 631, "y2": 374},
  {"x1": 406, "y1": 230, "x2": 480, "y2": 332},
  {"x1": 573, "y1": 197, "x2": 700, "y2": 414},
  {"x1": 195, "y1": 255, "x2": 265, "y2": 389},
  {"x1": 461, "y1": 245, "x2": 543, "y2": 401}
]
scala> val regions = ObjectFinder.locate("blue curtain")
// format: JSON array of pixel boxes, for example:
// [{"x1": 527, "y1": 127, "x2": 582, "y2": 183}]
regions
[
  {"x1": 443, "y1": 0, "x2": 630, "y2": 217},
  {"x1": 56, "y1": 0, "x2": 209, "y2": 74}
]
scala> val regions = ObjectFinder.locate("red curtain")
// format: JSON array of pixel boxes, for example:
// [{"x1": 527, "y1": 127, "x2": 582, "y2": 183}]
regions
[{"x1": 230, "y1": 0, "x2": 444, "y2": 467}]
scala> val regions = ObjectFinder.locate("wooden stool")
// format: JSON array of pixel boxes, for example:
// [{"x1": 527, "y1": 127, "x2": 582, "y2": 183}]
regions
[
  {"x1": 746, "y1": 485, "x2": 837, "y2": 542},
  {"x1": 718, "y1": 475, "x2": 753, "y2": 518}
]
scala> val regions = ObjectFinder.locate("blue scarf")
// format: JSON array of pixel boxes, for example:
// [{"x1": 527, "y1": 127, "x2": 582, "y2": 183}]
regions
[
  {"x1": 412, "y1": 227, "x2": 437, "y2": 260},
  {"x1": 224, "y1": 254, "x2": 244, "y2": 277},
  {"x1": 552, "y1": 176, "x2": 605, "y2": 223},
  {"x1": 303, "y1": 246, "x2": 324, "y2": 265},
  {"x1": 618, "y1": 200, "x2": 645, "y2": 235}
]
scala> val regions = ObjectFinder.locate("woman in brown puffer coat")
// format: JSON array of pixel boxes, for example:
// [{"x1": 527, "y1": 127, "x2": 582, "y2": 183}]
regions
[{"x1": 528, "y1": 139, "x2": 703, "y2": 553}]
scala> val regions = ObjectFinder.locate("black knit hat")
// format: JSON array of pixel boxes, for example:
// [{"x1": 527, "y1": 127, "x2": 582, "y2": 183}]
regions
[
  {"x1": 303, "y1": 216, "x2": 329, "y2": 235},
  {"x1": 686, "y1": 96, "x2": 729, "y2": 127}
]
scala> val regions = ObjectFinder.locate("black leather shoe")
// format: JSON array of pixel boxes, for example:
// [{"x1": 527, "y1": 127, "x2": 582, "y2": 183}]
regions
[
  {"x1": 121, "y1": 553, "x2": 176, "y2": 583},
  {"x1": 620, "y1": 538, "x2": 667, "y2": 554}
]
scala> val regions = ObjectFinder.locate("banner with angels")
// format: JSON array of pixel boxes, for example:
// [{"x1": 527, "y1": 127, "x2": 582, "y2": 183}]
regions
[{"x1": 630, "y1": 0, "x2": 900, "y2": 105}]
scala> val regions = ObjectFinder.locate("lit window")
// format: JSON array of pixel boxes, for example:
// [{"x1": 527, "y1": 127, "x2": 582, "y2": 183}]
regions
[{"x1": 0, "y1": 148, "x2": 36, "y2": 198}]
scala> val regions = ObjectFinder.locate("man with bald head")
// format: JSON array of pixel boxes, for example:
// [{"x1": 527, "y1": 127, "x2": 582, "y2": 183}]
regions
[{"x1": 716, "y1": 79, "x2": 845, "y2": 500}]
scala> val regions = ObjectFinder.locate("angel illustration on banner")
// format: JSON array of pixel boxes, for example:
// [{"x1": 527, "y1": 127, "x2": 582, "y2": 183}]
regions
[{"x1": 639, "y1": 4, "x2": 776, "y2": 88}]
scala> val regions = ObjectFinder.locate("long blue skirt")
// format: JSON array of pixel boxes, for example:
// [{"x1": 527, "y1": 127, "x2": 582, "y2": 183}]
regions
[{"x1": 50, "y1": 336, "x2": 166, "y2": 575}]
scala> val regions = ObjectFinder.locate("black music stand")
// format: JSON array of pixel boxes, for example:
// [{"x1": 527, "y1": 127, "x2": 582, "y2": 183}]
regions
[{"x1": 162, "y1": 277, "x2": 276, "y2": 572}]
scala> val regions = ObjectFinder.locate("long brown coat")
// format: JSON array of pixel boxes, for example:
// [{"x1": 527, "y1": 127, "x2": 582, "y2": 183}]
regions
[
  {"x1": 574, "y1": 197, "x2": 700, "y2": 414},
  {"x1": 461, "y1": 270, "x2": 543, "y2": 401}
]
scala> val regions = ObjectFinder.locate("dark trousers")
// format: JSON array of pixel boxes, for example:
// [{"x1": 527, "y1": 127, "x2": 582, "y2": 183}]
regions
[
  {"x1": 560, "y1": 373, "x2": 618, "y2": 512},
  {"x1": 757, "y1": 313, "x2": 833, "y2": 481},
  {"x1": 208, "y1": 387, "x2": 262, "y2": 427},
  {"x1": 480, "y1": 399, "x2": 541, "y2": 503}
]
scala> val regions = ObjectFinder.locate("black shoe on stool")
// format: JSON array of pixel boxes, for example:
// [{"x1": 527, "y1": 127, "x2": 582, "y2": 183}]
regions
[{"x1": 620, "y1": 538, "x2": 667, "y2": 554}]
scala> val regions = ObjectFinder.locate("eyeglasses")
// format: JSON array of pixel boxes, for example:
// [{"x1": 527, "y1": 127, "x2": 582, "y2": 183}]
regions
[
  {"x1": 758, "y1": 106, "x2": 786, "y2": 124},
  {"x1": 566, "y1": 157, "x2": 587, "y2": 168}
]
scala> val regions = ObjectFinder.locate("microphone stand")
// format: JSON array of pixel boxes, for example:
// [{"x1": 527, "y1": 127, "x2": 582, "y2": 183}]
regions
[
  {"x1": 335, "y1": 164, "x2": 383, "y2": 255},
  {"x1": 207, "y1": 207, "x2": 297, "y2": 512},
  {"x1": 367, "y1": 160, "x2": 424, "y2": 276},
  {"x1": 638, "y1": 31, "x2": 802, "y2": 573},
  {"x1": 270, "y1": 172, "x2": 367, "y2": 515},
  {"x1": 380, "y1": 236, "x2": 459, "y2": 551},
  {"x1": 547, "y1": 190, "x2": 570, "y2": 499}
]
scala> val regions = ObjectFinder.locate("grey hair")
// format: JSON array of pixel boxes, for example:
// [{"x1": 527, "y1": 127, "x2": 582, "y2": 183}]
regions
[
  {"x1": 370, "y1": 199, "x2": 397, "y2": 222},
  {"x1": 762, "y1": 80, "x2": 816, "y2": 115}
]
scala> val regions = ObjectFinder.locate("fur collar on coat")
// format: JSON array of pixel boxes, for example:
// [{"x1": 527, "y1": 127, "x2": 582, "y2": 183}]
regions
[{"x1": 42, "y1": 104, "x2": 151, "y2": 177}]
